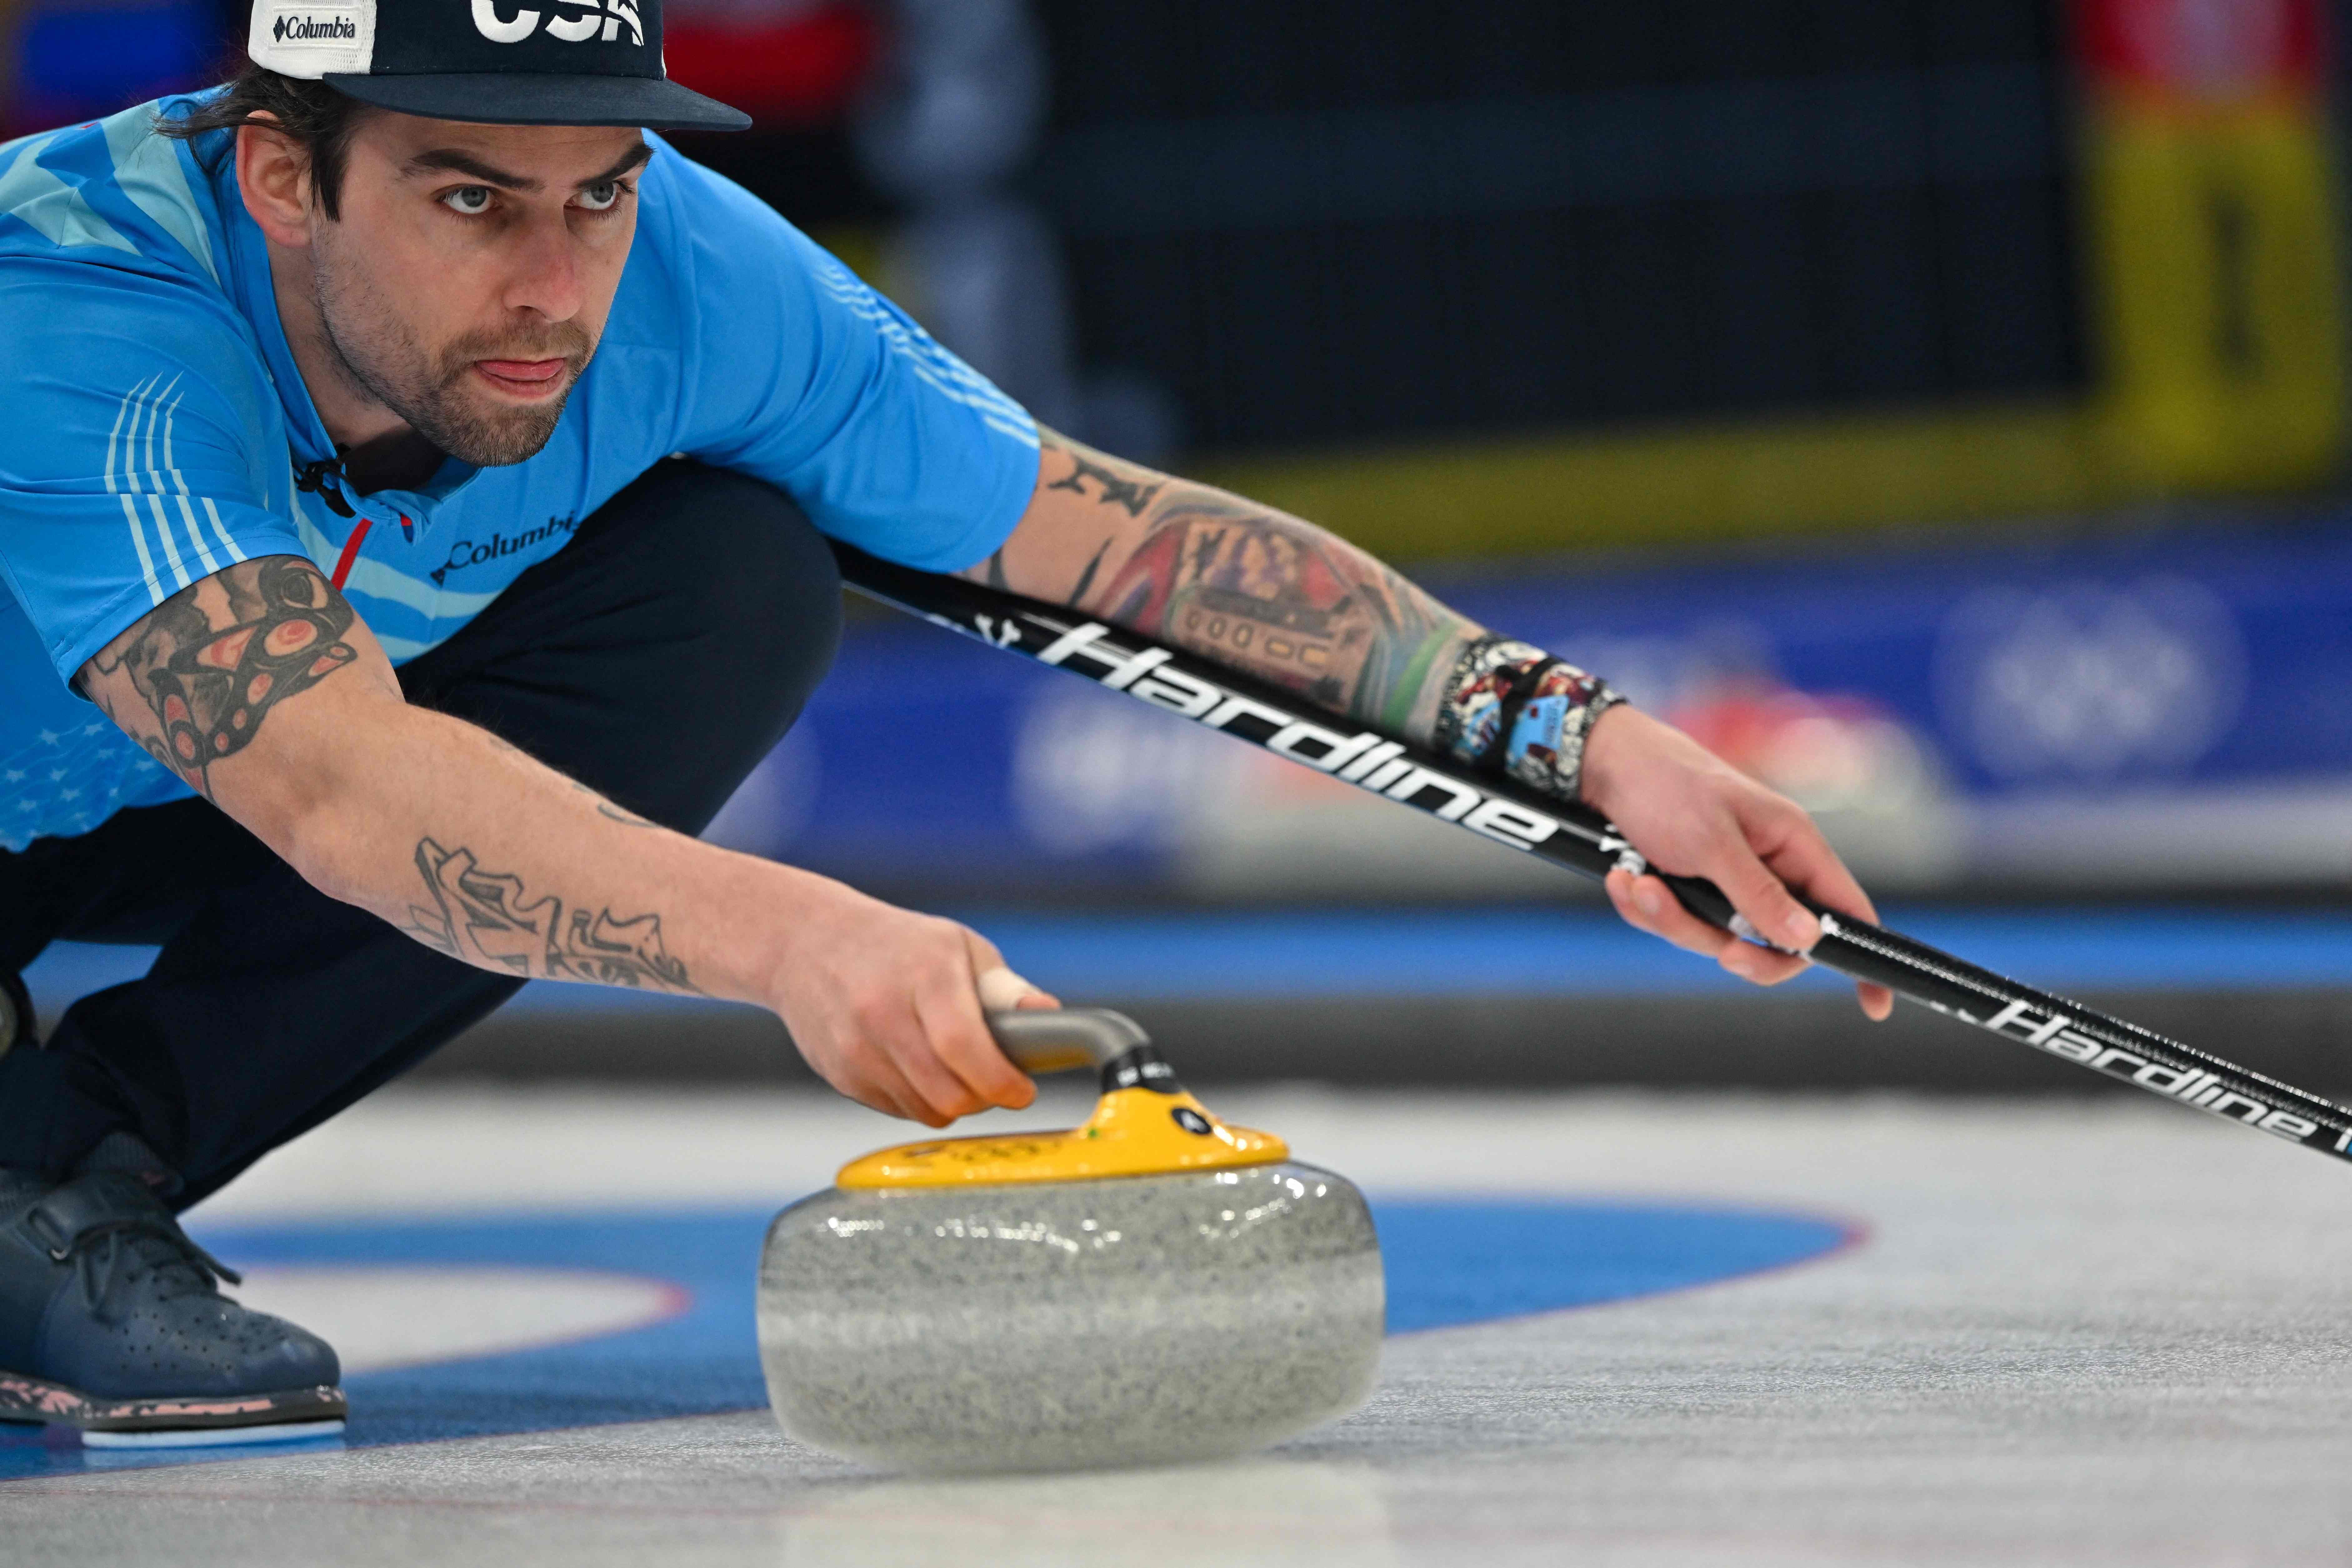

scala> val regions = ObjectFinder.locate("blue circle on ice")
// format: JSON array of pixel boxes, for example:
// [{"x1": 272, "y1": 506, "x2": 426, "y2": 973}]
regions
[
  {"x1": 1374, "y1": 1198, "x2": 1855, "y2": 1333},
  {"x1": 0, "y1": 1198, "x2": 1853, "y2": 1474}
]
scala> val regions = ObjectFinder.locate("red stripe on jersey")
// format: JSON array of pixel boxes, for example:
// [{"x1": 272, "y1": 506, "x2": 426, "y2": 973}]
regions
[{"x1": 330, "y1": 517, "x2": 374, "y2": 590}]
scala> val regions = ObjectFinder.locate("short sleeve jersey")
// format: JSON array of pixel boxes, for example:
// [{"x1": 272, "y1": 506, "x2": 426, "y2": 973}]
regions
[{"x1": 0, "y1": 94, "x2": 1039, "y2": 850}]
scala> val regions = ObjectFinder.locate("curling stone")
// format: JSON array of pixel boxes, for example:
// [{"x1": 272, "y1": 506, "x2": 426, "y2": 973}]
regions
[{"x1": 757, "y1": 1009, "x2": 1383, "y2": 1475}]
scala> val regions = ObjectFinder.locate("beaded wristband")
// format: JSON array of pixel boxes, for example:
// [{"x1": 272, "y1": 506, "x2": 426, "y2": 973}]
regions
[{"x1": 1431, "y1": 636, "x2": 1626, "y2": 803}]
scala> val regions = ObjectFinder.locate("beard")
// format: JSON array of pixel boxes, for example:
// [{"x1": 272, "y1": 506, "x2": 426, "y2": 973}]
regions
[{"x1": 310, "y1": 237, "x2": 597, "y2": 468}]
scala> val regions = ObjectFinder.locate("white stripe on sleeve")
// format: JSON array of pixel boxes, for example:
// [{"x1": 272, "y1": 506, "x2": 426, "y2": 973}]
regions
[
  {"x1": 104, "y1": 377, "x2": 165, "y2": 605},
  {"x1": 131, "y1": 379, "x2": 189, "y2": 589},
  {"x1": 157, "y1": 392, "x2": 220, "y2": 577},
  {"x1": 201, "y1": 497, "x2": 246, "y2": 565}
]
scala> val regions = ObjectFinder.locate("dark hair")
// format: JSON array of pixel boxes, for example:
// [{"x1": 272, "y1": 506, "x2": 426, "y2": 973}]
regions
[{"x1": 159, "y1": 60, "x2": 373, "y2": 221}]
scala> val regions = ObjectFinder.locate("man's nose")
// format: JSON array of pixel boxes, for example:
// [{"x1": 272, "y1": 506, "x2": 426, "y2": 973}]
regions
[{"x1": 503, "y1": 214, "x2": 585, "y2": 322}]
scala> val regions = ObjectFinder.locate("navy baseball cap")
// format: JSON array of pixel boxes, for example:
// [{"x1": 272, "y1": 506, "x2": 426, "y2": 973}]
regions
[{"x1": 247, "y1": 0, "x2": 752, "y2": 132}]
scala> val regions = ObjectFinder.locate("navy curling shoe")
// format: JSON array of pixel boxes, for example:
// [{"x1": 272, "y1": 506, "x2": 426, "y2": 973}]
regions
[{"x1": 0, "y1": 1166, "x2": 344, "y2": 1446}]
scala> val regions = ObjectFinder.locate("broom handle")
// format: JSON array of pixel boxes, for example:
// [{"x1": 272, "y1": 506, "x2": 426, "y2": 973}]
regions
[{"x1": 833, "y1": 543, "x2": 2352, "y2": 1167}]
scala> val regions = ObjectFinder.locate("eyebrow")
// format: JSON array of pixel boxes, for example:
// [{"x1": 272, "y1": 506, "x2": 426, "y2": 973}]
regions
[{"x1": 404, "y1": 141, "x2": 654, "y2": 194}]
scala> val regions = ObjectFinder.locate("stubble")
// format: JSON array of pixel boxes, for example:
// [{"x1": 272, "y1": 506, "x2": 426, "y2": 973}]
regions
[{"x1": 310, "y1": 234, "x2": 596, "y2": 468}]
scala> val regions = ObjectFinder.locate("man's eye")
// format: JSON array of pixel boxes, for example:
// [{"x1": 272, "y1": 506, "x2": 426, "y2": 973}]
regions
[
  {"x1": 441, "y1": 186, "x2": 495, "y2": 216},
  {"x1": 576, "y1": 181, "x2": 622, "y2": 212}
]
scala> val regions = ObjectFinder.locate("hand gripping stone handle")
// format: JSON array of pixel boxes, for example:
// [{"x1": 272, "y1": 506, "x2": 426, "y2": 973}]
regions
[{"x1": 985, "y1": 1008, "x2": 1153, "y2": 1077}]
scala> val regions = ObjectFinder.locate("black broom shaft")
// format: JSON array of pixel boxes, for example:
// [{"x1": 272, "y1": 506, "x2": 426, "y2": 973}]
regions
[{"x1": 833, "y1": 544, "x2": 2352, "y2": 1166}]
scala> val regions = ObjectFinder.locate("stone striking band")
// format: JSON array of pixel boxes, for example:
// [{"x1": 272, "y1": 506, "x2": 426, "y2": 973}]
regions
[{"x1": 1431, "y1": 637, "x2": 1626, "y2": 803}]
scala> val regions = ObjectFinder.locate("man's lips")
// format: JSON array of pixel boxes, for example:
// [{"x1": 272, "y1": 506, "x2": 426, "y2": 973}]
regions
[{"x1": 472, "y1": 358, "x2": 570, "y2": 396}]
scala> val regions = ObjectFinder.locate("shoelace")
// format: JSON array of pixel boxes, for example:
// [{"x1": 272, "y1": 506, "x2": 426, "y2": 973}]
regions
[{"x1": 61, "y1": 1217, "x2": 242, "y2": 1324}]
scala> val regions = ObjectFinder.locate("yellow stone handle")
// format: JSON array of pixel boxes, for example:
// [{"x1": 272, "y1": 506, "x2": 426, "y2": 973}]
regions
[
  {"x1": 986, "y1": 1008, "x2": 1152, "y2": 1077},
  {"x1": 833, "y1": 1008, "x2": 1288, "y2": 1188}
]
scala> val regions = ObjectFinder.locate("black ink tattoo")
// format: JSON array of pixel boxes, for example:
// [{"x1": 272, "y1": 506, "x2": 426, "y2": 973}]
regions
[
  {"x1": 1065, "y1": 538, "x2": 1111, "y2": 607},
  {"x1": 83, "y1": 557, "x2": 359, "y2": 797},
  {"x1": 1047, "y1": 450, "x2": 1163, "y2": 518},
  {"x1": 403, "y1": 837, "x2": 699, "y2": 993},
  {"x1": 568, "y1": 777, "x2": 657, "y2": 828}
]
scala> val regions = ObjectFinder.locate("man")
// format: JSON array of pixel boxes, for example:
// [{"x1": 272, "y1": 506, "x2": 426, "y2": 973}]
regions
[{"x1": 0, "y1": 0, "x2": 1890, "y2": 1444}]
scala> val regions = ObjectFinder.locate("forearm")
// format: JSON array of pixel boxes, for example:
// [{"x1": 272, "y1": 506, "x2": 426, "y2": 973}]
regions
[
  {"x1": 978, "y1": 431, "x2": 1621, "y2": 792},
  {"x1": 973, "y1": 441, "x2": 1888, "y2": 1017},
  {"x1": 979, "y1": 433, "x2": 1482, "y2": 740},
  {"x1": 272, "y1": 701, "x2": 825, "y2": 1004},
  {"x1": 74, "y1": 553, "x2": 821, "y2": 1003},
  {"x1": 78, "y1": 553, "x2": 1057, "y2": 1121}
]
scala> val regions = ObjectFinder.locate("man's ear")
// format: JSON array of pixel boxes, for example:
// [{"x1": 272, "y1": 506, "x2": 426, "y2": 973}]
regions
[{"x1": 236, "y1": 115, "x2": 317, "y2": 247}]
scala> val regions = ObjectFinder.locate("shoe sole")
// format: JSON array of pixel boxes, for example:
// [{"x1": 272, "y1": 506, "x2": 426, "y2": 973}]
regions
[
  {"x1": 0, "y1": 1370, "x2": 346, "y2": 1443},
  {"x1": 83, "y1": 1417, "x2": 347, "y2": 1449}
]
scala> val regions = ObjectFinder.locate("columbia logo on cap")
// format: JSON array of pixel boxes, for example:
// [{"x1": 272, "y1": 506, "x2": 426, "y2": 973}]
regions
[
  {"x1": 250, "y1": 0, "x2": 375, "y2": 77},
  {"x1": 273, "y1": 14, "x2": 358, "y2": 41},
  {"x1": 241, "y1": 0, "x2": 748, "y2": 132}
]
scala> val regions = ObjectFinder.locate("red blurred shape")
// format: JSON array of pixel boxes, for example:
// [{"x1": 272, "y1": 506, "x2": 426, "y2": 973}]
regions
[
  {"x1": 1667, "y1": 685, "x2": 1920, "y2": 811},
  {"x1": 662, "y1": 2, "x2": 881, "y2": 127},
  {"x1": 2075, "y1": 0, "x2": 2326, "y2": 103}
]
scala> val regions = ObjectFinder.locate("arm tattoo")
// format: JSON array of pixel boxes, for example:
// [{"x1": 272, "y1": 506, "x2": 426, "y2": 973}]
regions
[
  {"x1": 1007, "y1": 433, "x2": 1480, "y2": 735},
  {"x1": 1046, "y1": 448, "x2": 1163, "y2": 517},
  {"x1": 83, "y1": 557, "x2": 358, "y2": 798},
  {"x1": 965, "y1": 436, "x2": 1153, "y2": 598},
  {"x1": 402, "y1": 837, "x2": 700, "y2": 994},
  {"x1": 1066, "y1": 538, "x2": 1111, "y2": 606},
  {"x1": 1080, "y1": 492, "x2": 1477, "y2": 735}
]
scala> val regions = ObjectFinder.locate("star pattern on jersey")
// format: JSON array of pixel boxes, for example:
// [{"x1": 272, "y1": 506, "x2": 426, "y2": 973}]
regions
[{"x1": 0, "y1": 720, "x2": 171, "y2": 850}]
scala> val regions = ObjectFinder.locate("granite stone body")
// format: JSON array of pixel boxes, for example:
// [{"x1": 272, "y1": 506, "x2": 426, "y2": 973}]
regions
[{"x1": 757, "y1": 1161, "x2": 1383, "y2": 1474}]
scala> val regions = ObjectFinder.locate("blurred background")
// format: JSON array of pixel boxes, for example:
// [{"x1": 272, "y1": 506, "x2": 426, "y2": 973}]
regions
[{"x1": 18, "y1": 0, "x2": 2352, "y2": 1096}]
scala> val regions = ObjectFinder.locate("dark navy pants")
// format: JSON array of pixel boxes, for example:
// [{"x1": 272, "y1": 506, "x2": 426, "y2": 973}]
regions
[{"x1": 0, "y1": 461, "x2": 842, "y2": 1208}]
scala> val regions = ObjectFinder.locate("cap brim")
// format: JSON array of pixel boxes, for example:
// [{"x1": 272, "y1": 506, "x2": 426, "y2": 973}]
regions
[{"x1": 323, "y1": 72, "x2": 751, "y2": 132}]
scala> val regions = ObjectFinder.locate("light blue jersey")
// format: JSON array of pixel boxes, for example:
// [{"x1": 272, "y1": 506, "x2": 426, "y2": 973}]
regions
[{"x1": 0, "y1": 94, "x2": 1040, "y2": 850}]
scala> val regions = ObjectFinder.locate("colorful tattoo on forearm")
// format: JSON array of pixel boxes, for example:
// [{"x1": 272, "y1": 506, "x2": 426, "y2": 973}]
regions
[
  {"x1": 1081, "y1": 493, "x2": 1474, "y2": 732},
  {"x1": 1031, "y1": 435, "x2": 1625, "y2": 778},
  {"x1": 1432, "y1": 636, "x2": 1626, "y2": 802}
]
